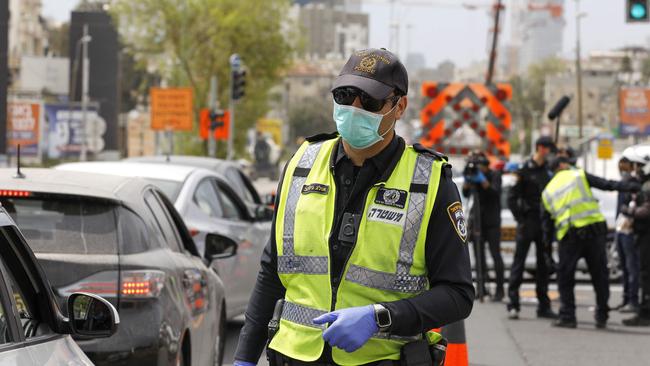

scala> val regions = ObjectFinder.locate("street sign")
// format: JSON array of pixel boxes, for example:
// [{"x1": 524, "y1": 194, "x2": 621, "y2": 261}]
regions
[
  {"x1": 199, "y1": 108, "x2": 229, "y2": 140},
  {"x1": 420, "y1": 83, "x2": 512, "y2": 157},
  {"x1": 229, "y1": 54, "x2": 241, "y2": 69},
  {"x1": 597, "y1": 137, "x2": 613, "y2": 160},
  {"x1": 150, "y1": 87, "x2": 193, "y2": 131},
  {"x1": 619, "y1": 88, "x2": 650, "y2": 136}
]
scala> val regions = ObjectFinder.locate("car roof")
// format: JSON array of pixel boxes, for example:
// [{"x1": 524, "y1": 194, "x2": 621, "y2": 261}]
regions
[
  {"x1": 56, "y1": 161, "x2": 200, "y2": 183},
  {"x1": 0, "y1": 168, "x2": 138, "y2": 200},
  {"x1": 125, "y1": 155, "x2": 239, "y2": 173}
]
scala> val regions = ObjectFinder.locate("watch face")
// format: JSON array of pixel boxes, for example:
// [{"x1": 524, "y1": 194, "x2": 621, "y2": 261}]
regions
[{"x1": 377, "y1": 308, "x2": 391, "y2": 327}]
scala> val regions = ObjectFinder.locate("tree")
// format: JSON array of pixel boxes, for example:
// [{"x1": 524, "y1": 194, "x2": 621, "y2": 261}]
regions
[
  {"x1": 508, "y1": 58, "x2": 566, "y2": 154},
  {"x1": 288, "y1": 96, "x2": 332, "y2": 146},
  {"x1": 110, "y1": 0, "x2": 297, "y2": 157}
]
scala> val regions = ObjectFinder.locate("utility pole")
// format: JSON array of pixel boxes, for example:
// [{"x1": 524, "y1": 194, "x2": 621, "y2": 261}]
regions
[
  {"x1": 79, "y1": 24, "x2": 91, "y2": 161},
  {"x1": 0, "y1": 0, "x2": 8, "y2": 158},
  {"x1": 485, "y1": 0, "x2": 504, "y2": 85},
  {"x1": 228, "y1": 54, "x2": 242, "y2": 160},
  {"x1": 575, "y1": 0, "x2": 585, "y2": 140},
  {"x1": 207, "y1": 76, "x2": 218, "y2": 157}
]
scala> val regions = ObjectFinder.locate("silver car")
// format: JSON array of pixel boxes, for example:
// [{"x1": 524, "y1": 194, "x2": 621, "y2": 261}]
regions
[
  {"x1": 56, "y1": 162, "x2": 271, "y2": 319},
  {"x1": 0, "y1": 205, "x2": 119, "y2": 365}
]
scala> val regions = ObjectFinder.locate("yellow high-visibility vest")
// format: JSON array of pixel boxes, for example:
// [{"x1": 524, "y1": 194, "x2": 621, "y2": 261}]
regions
[
  {"x1": 542, "y1": 168, "x2": 605, "y2": 240},
  {"x1": 269, "y1": 137, "x2": 445, "y2": 365}
]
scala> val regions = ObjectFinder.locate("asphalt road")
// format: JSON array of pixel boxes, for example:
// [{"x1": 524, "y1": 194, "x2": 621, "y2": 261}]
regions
[{"x1": 222, "y1": 284, "x2": 650, "y2": 366}]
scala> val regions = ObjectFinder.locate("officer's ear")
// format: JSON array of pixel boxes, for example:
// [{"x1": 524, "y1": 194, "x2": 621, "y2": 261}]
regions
[{"x1": 394, "y1": 96, "x2": 408, "y2": 120}]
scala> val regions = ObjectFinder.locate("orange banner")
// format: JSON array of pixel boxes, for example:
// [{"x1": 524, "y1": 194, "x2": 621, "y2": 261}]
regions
[
  {"x1": 7, "y1": 102, "x2": 40, "y2": 157},
  {"x1": 620, "y1": 88, "x2": 650, "y2": 136}
]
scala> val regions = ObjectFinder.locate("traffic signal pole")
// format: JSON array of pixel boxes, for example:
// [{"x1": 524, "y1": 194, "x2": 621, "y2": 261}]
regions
[
  {"x1": 485, "y1": 0, "x2": 503, "y2": 85},
  {"x1": 0, "y1": 0, "x2": 8, "y2": 158},
  {"x1": 207, "y1": 75, "x2": 218, "y2": 157}
]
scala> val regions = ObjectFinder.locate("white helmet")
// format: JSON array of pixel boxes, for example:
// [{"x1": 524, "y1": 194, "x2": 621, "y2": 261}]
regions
[{"x1": 622, "y1": 144, "x2": 650, "y2": 175}]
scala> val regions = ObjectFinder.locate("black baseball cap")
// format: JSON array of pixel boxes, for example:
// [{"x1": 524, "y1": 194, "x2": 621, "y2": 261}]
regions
[
  {"x1": 331, "y1": 48, "x2": 408, "y2": 100},
  {"x1": 535, "y1": 136, "x2": 557, "y2": 152}
]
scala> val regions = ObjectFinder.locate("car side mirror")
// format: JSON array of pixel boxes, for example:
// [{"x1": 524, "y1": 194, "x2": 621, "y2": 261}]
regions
[
  {"x1": 262, "y1": 193, "x2": 276, "y2": 208},
  {"x1": 205, "y1": 233, "x2": 238, "y2": 261},
  {"x1": 67, "y1": 292, "x2": 119, "y2": 338},
  {"x1": 255, "y1": 205, "x2": 274, "y2": 221}
]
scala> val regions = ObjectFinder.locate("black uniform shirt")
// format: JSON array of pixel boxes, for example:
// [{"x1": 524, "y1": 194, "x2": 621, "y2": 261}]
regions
[
  {"x1": 507, "y1": 157, "x2": 552, "y2": 222},
  {"x1": 234, "y1": 134, "x2": 474, "y2": 363},
  {"x1": 461, "y1": 170, "x2": 502, "y2": 229}
]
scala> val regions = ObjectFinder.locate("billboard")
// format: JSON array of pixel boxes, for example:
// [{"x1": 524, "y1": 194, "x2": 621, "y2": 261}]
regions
[
  {"x1": 44, "y1": 103, "x2": 104, "y2": 159},
  {"x1": 620, "y1": 88, "x2": 650, "y2": 136},
  {"x1": 20, "y1": 56, "x2": 70, "y2": 95},
  {"x1": 7, "y1": 102, "x2": 41, "y2": 159}
]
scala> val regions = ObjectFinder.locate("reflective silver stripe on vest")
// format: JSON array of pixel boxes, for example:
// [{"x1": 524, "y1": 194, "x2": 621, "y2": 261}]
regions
[
  {"x1": 345, "y1": 154, "x2": 434, "y2": 293},
  {"x1": 546, "y1": 170, "x2": 596, "y2": 219},
  {"x1": 281, "y1": 301, "x2": 422, "y2": 341},
  {"x1": 557, "y1": 208, "x2": 602, "y2": 230},
  {"x1": 554, "y1": 197, "x2": 598, "y2": 219},
  {"x1": 279, "y1": 142, "x2": 328, "y2": 274},
  {"x1": 281, "y1": 301, "x2": 327, "y2": 329}
]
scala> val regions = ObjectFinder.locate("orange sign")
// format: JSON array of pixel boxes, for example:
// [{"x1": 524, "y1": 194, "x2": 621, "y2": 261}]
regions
[
  {"x1": 150, "y1": 87, "x2": 193, "y2": 131},
  {"x1": 420, "y1": 83, "x2": 512, "y2": 157},
  {"x1": 7, "y1": 102, "x2": 40, "y2": 157},
  {"x1": 199, "y1": 108, "x2": 230, "y2": 141},
  {"x1": 620, "y1": 88, "x2": 650, "y2": 136}
]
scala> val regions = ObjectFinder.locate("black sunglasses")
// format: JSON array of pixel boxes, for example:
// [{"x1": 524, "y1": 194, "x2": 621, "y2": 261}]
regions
[{"x1": 332, "y1": 87, "x2": 400, "y2": 113}]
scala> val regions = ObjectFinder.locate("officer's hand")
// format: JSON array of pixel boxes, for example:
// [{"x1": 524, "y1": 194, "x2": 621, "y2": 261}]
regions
[
  {"x1": 233, "y1": 360, "x2": 257, "y2": 366},
  {"x1": 312, "y1": 305, "x2": 378, "y2": 353}
]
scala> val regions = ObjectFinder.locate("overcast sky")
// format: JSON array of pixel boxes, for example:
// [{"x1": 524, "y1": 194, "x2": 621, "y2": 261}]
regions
[{"x1": 42, "y1": 0, "x2": 650, "y2": 68}]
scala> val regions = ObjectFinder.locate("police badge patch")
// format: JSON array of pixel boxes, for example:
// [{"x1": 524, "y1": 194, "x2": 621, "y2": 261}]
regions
[
  {"x1": 374, "y1": 188, "x2": 407, "y2": 209},
  {"x1": 301, "y1": 183, "x2": 329, "y2": 195},
  {"x1": 447, "y1": 201, "x2": 467, "y2": 243}
]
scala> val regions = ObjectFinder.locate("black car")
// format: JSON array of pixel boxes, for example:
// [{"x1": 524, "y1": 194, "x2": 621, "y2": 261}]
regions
[
  {"x1": 0, "y1": 168, "x2": 235, "y2": 366},
  {"x1": 0, "y1": 205, "x2": 118, "y2": 364}
]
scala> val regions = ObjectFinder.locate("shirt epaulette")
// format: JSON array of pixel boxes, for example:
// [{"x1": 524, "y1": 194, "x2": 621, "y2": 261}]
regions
[
  {"x1": 412, "y1": 143, "x2": 447, "y2": 161},
  {"x1": 305, "y1": 132, "x2": 339, "y2": 143}
]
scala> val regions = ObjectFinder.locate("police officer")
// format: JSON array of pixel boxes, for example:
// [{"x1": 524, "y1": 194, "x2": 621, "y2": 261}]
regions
[
  {"x1": 462, "y1": 151, "x2": 505, "y2": 301},
  {"x1": 233, "y1": 48, "x2": 474, "y2": 366},
  {"x1": 542, "y1": 150, "x2": 639, "y2": 328},
  {"x1": 621, "y1": 145, "x2": 650, "y2": 327},
  {"x1": 506, "y1": 136, "x2": 557, "y2": 320}
]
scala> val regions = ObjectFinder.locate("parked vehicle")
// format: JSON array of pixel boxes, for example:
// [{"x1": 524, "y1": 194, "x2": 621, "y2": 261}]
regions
[
  {"x1": 124, "y1": 155, "x2": 274, "y2": 211},
  {"x1": 0, "y1": 203, "x2": 118, "y2": 365},
  {"x1": 56, "y1": 162, "x2": 272, "y2": 320},
  {"x1": 0, "y1": 168, "x2": 232, "y2": 366}
]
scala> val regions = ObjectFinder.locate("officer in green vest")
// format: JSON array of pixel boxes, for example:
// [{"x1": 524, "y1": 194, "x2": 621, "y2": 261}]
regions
[
  {"x1": 542, "y1": 151, "x2": 638, "y2": 329},
  {"x1": 233, "y1": 48, "x2": 474, "y2": 366}
]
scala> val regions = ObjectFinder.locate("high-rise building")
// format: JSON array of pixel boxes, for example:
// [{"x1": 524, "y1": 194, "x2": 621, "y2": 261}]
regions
[
  {"x1": 293, "y1": 0, "x2": 369, "y2": 60},
  {"x1": 8, "y1": 0, "x2": 47, "y2": 76},
  {"x1": 509, "y1": 0, "x2": 565, "y2": 73}
]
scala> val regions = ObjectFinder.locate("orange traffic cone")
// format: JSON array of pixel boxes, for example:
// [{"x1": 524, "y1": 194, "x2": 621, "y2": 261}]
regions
[{"x1": 436, "y1": 320, "x2": 468, "y2": 366}]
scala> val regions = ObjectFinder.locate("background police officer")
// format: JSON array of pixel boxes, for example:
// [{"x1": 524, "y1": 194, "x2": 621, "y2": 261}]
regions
[
  {"x1": 462, "y1": 150, "x2": 505, "y2": 301},
  {"x1": 621, "y1": 145, "x2": 650, "y2": 327},
  {"x1": 542, "y1": 151, "x2": 639, "y2": 328},
  {"x1": 506, "y1": 136, "x2": 557, "y2": 320},
  {"x1": 233, "y1": 48, "x2": 474, "y2": 366}
]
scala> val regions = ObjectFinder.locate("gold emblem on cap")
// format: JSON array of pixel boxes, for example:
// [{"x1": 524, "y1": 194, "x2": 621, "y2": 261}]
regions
[{"x1": 355, "y1": 56, "x2": 378, "y2": 74}]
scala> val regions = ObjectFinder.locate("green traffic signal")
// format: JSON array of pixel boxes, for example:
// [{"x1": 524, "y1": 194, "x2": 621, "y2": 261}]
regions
[{"x1": 628, "y1": 0, "x2": 649, "y2": 22}]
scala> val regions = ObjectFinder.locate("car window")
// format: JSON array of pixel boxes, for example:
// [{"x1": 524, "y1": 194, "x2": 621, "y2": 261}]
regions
[
  {"x1": 214, "y1": 182, "x2": 244, "y2": 220},
  {"x1": 143, "y1": 178, "x2": 182, "y2": 202},
  {"x1": 1, "y1": 197, "x2": 118, "y2": 255},
  {"x1": 143, "y1": 191, "x2": 183, "y2": 252},
  {"x1": 193, "y1": 179, "x2": 224, "y2": 218},
  {"x1": 225, "y1": 168, "x2": 255, "y2": 203},
  {"x1": 0, "y1": 268, "x2": 12, "y2": 345},
  {"x1": 117, "y1": 207, "x2": 150, "y2": 254}
]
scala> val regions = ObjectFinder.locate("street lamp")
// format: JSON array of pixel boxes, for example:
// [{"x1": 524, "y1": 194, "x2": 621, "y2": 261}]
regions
[{"x1": 575, "y1": 0, "x2": 587, "y2": 140}]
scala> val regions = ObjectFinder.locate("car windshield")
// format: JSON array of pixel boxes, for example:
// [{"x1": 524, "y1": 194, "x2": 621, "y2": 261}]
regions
[
  {"x1": 1, "y1": 197, "x2": 118, "y2": 255},
  {"x1": 144, "y1": 179, "x2": 182, "y2": 201}
]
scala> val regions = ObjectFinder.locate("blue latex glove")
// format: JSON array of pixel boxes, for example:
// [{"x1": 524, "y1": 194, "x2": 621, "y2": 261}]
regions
[
  {"x1": 233, "y1": 361, "x2": 256, "y2": 366},
  {"x1": 505, "y1": 161, "x2": 520, "y2": 172},
  {"x1": 475, "y1": 171, "x2": 487, "y2": 184},
  {"x1": 312, "y1": 305, "x2": 378, "y2": 353}
]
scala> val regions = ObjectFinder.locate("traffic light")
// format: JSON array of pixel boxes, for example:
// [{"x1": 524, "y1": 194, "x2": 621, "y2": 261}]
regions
[
  {"x1": 231, "y1": 69, "x2": 246, "y2": 100},
  {"x1": 627, "y1": 0, "x2": 649, "y2": 22}
]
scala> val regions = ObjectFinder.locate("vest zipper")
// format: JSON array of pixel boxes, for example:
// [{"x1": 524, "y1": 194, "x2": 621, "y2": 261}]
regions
[{"x1": 330, "y1": 182, "x2": 385, "y2": 311}]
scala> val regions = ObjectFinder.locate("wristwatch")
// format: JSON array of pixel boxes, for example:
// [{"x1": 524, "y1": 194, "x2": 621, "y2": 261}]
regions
[{"x1": 373, "y1": 304, "x2": 392, "y2": 332}]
